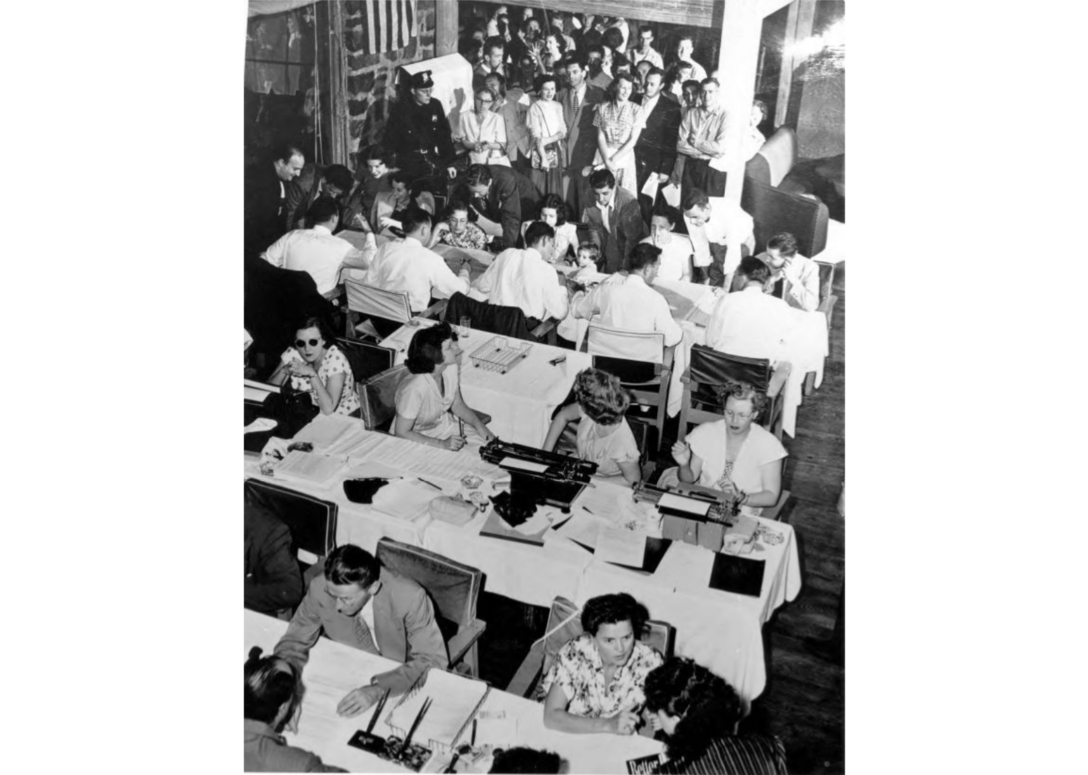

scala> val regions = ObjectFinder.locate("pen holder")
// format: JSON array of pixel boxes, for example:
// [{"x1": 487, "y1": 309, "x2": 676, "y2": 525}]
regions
[{"x1": 347, "y1": 730, "x2": 432, "y2": 771}]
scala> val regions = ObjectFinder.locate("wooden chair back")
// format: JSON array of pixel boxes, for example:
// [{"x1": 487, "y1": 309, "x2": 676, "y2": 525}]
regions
[
  {"x1": 343, "y1": 279, "x2": 413, "y2": 340},
  {"x1": 243, "y1": 479, "x2": 338, "y2": 565}
]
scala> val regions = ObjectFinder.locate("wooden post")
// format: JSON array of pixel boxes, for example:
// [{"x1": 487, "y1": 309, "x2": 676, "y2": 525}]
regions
[
  {"x1": 435, "y1": 0, "x2": 459, "y2": 57},
  {"x1": 329, "y1": 0, "x2": 349, "y2": 165},
  {"x1": 715, "y1": 0, "x2": 762, "y2": 267},
  {"x1": 774, "y1": 0, "x2": 816, "y2": 128}
]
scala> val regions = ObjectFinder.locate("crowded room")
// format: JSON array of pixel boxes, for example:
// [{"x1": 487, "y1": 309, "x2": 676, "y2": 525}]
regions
[{"x1": 244, "y1": 0, "x2": 845, "y2": 772}]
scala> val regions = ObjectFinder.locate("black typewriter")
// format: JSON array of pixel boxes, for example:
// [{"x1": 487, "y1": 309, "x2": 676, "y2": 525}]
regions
[
  {"x1": 631, "y1": 481, "x2": 741, "y2": 523},
  {"x1": 479, "y1": 439, "x2": 598, "y2": 519}
]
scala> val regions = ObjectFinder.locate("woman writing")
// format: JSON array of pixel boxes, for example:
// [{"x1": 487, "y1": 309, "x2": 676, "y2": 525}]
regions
[
  {"x1": 269, "y1": 316, "x2": 359, "y2": 417},
  {"x1": 642, "y1": 657, "x2": 786, "y2": 774},
  {"x1": 393, "y1": 322, "x2": 495, "y2": 451},
  {"x1": 541, "y1": 592, "x2": 663, "y2": 735},
  {"x1": 593, "y1": 73, "x2": 645, "y2": 194},
  {"x1": 526, "y1": 73, "x2": 567, "y2": 196},
  {"x1": 660, "y1": 381, "x2": 785, "y2": 516}
]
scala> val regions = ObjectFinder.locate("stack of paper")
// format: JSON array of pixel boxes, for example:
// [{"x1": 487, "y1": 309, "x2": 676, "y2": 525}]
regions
[
  {"x1": 270, "y1": 450, "x2": 345, "y2": 485},
  {"x1": 651, "y1": 541, "x2": 715, "y2": 592}
]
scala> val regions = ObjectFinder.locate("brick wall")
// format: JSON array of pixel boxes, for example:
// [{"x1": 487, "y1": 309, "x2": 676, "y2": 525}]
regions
[{"x1": 343, "y1": 0, "x2": 437, "y2": 159}]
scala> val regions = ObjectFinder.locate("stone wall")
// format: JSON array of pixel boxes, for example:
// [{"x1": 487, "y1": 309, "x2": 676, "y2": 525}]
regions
[{"x1": 343, "y1": 0, "x2": 437, "y2": 160}]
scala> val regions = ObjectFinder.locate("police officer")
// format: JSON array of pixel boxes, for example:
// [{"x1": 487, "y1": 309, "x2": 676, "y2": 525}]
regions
[{"x1": 387, "y1": 70, "x2": 458, "y2": 186}]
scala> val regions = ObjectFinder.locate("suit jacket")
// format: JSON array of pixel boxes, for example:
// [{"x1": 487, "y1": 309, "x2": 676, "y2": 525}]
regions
[
  {"x1": 557, "y1": 84, "x2": 606, "y2": 173},
  {"x1": 274, "y1": 567, "x2": 448, "y2": 695},
  {"x1": 582, "y1": 186, "x2": 646, "y2": 273},
  {"x1": 482, "y1": 165, "x2": 542, "y2": 247},
  {"x1": 244, "y1": 504, "x2": 304, "y2": 616},
  {"x1": 634, "y1": 94, "x2": 682, "y2": 177},
  {"x1": 245, "y1": 161, "x2": 290, "y2": 257}
]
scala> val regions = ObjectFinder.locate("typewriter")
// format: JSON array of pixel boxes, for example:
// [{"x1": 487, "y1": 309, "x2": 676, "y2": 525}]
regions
[
  {"x1": 631, "y1": 481, "x2": 742, "y2": 551},
  {"x1": 479, "y1": 439, "x2": 598, "y2": 519}
]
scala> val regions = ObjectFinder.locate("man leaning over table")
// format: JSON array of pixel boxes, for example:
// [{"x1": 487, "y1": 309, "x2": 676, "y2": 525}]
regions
[
  {"x1": 682, "y1": 188, "x2": 754, "y2": 288},
  {"x1": 274, "y1": 544, "x2": 448, "y2": 717}
]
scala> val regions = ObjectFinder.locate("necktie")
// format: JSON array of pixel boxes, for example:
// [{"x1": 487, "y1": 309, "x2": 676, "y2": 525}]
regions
[
  {"x1": 573, "y1": 90, "x2": 581, "y2": 115},
  {"x1": 354, "y1": 612, "x2": 379, "y2": 655}
]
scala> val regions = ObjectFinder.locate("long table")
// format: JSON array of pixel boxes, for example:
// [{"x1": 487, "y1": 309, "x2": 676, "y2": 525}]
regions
[
  {"x1": 245, "y1": 609, "x2": 664, "y2": 773},
  {"x1": 245, "y1": 416, "x2": 802, "y2": 703},
  {"x1": 379, "y1": 318, "x2": 592, "y2": 448}
]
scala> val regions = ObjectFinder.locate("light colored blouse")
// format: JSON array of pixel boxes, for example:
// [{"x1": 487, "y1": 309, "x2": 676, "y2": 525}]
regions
[
  {"x1": 527, "y1": 99, "x2": 568, "y2": 148},
  {"x1": 457, "y1": 110, "x2": 510, "y2": 166},
  {"x1": 394, "y1": 367, "x2": 461, "y2": 440}
]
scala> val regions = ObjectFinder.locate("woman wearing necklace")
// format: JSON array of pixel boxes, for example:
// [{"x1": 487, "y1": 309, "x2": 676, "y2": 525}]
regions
[
  {"x1": 661, "y1": 381, "x2": 786, "y2": 516},
  {"x1": 393, "y1": 322, "x2": 495, "y2": 450}
]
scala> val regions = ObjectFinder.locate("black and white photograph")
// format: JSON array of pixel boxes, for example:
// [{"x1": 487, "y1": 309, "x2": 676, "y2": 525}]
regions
[{"x1": 242, "y1": 1, "x2": 845, "y2": 772}]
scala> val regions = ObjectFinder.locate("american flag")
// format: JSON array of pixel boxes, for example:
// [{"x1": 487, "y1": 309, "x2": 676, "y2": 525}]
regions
[{"x1": 358, "y1": 0, "x2": 417, "y2": 54}]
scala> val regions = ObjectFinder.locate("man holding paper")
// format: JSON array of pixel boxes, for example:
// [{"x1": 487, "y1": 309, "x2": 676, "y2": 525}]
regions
[
  {"x1": 633, "y1": 68, "x2": 681, "y2": 225},
  {"x1": 274, "y1": 545, "x2": 448, "y2": 716}
]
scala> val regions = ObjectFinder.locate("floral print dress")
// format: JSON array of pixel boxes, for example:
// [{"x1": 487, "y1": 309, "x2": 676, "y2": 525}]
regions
[
  {"x1": 593, "y1": 100, "x2": 645, "y2": 194},
  {"x1": 538, "y1": 632, "x2": 663, "y2": 716}
]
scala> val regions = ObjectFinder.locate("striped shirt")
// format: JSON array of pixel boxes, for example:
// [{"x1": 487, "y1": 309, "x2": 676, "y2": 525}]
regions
[{"x1": 651, "y1": 735, "x2": 787, "y2": 775}]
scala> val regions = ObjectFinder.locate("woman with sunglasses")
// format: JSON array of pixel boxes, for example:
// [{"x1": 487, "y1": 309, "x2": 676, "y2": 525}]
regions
[{"x1": 269, "y1": 315, "x2": 359, "y2": 417}]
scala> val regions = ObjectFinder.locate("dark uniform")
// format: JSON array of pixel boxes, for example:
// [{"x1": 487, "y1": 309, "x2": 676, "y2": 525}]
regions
[{"x1": 386, "y1": 72, "x2": 457, "y2": 185}]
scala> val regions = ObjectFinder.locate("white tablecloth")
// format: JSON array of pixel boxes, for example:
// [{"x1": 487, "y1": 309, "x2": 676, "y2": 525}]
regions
[
  {"x1": 380, "y1": 319, "x2": 592, "y2": 447},
  {"x1": 245, "y1": 610, "x2": 664, "y2": 773}
]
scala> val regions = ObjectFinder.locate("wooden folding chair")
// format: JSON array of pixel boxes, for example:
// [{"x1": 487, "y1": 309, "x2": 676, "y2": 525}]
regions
[{"x1": 343, "y1": 279, "x2": 447, "y2": 342}]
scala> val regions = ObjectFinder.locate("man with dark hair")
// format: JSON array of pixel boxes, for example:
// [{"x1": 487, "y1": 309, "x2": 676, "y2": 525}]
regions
[
  {"x1": 674, "y1": 32, "x2": 707, "y2": 82},
  {"x1": 474, "y1": 37, "x2": 507, "y2": 92},
  {"x1": 489, "y1": 747, "x2": 563, "y2": 774},
  {"x1": 631, "y1": 26, "x2": 664, "y2": 69},
  {"x1": 582, "y1": 168, "x2": 646, "y2": 273},
  {"x1": 362, "y1": 205, "x2": 471, "y2": 313},
  {"x1": 288, "y1": 163, "x2": 357, "y2": 231},
  {"x1": 245, "y1": 141, "x2": 306, "y2": 257},
  {"x1": 463, "y1": 163, "x2": 542, "y2": 248},
  {"x1": 677, "y1": 77, "x2": 732, "y2": 199},
  {"x1": 634, "y1": 66, "x2": 682, "y2": 224},
  {"x1": 558, "y1": 53, "x2": 606, "y2": 217},
  {"x1": 261, "y1": 195, "x2": 372, "y2": 295},
  {"x1": 585, "y1": 44, "x2": 613, "y2": 90},
  {"x1": 574, "y1": 242, "x2": 683, "y2": 346},
  {"x1": 761, "y1": 231, "x2": 821, "y2": 312},
  {"x1": 472, "y1": 221, "x2": 569, "y2": 325},
  {"x1": 682, "y1": 188, "x2": 754, "y2": 287},
  {"x1": 386, "y1": 70, "x2": 458, "y2": 183},
  {"x1": 244, "y1": 504, "x2": 304, "y2": 616},
  {"x1": 274, "y1": 544, "x2": 448, "y2": 717},
  {"x1": 704, "y1": 255, "x2": 803, "y2": 361}
]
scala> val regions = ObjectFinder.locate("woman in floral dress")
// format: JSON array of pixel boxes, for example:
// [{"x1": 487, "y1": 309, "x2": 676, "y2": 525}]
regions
[{"x1": 593, "y1": 73, "x2": 645, "y2": 195}]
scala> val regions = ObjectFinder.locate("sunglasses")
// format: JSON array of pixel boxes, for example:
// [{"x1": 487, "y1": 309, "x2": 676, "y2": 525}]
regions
[{"x1": 295, "y1": 338, "x2": 323, "y2": 349}]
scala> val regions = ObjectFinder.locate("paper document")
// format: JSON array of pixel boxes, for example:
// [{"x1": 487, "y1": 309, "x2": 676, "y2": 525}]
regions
[
  {"x1": 354, "y1": 435, "x2": 502, "y2": 481},
  {"x1": 660, "y1": 183, "x2": 681, "y2": 208},
  {"x1": 658, "y1": 492, "x2": 711, "y2": 517},
  {"x1": 244, "y1": 386, "x2": 271, "y2": 403},
  {"x1": 552, "y1": 509, "x2": 609, "y2": 548},
  {"x1": 472, "y1": 708, "x2": 517, "y2": 746},
  {"x1": 595, "y1": 526, "x2": 647, "y2": 567},
  {"x1": 292, "y1": 414, "x2": 357, "y2": 450},
  {"x1": 245, "y1": 378, "x2": 280, "y2": 395},
  {"x1": 499, "y1": 457, "x2": 549, "y2": 474},
  {"x1": 640, "y1": 173, "x2": 660, "y2": 200},
  {"x1": 652, "y1": 541, "x2": 714, "y2": 592},
  {"x1": 384, "y1": 669, "x2": 490, "y2": 750},
  {"x1": 371, "y1": 479, "x2": 439, "y2": 522},
  {"x1": 273, "y1": 450, "x2": 344, "y2": 485}
]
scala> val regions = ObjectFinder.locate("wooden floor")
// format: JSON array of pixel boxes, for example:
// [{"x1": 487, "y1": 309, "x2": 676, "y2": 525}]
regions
[{"x1": 476, "y1": 265, "x2": 847, "y2": 774}]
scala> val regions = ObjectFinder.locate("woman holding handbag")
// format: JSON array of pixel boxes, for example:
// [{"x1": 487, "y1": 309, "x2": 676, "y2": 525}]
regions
[
  {"x1": 526, "y1": 73, "x2": 567, "y2": 196},
  {"x1": 593, "y1": 73, "x2": 645, "y2": 195}
]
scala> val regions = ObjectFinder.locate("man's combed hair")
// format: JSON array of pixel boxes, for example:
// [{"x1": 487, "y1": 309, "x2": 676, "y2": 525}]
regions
[
  {"x1": 524, "y1": 220, "x2": 555, "y2": 247},
  {"x1": 580, "y1": 592, "x2": 648, "y2": 636},
  {"x1": 681, "y1": 188, "x2": 710, "y2": 212},
  {"x1": 324, "y1": 544, "x2": 380, "y2": 588},
  {"x1": 628, "y1": 243, "x2": 662, "y2": 273},
  {"x1": 465, "y1": 164, "x2": 493, "y2": 187},
  {"x1": 272, "y1": 141, "x2": 304, "y2": 163},
  {"x1": 323, "y1": 164, "x2": 354, "y2": 192},
  {"x1": 589, "y1": 168, "x2": 616, "y2": 191},
  {"x1": 737, "y1": 255, "x2": 772, "y2": 285},
  {"x1": 644, "y1": 657, "x2": 742, "y2": 761},
  {"x1": 767, "y1": 232, "x2": 798, "y2": 257},
  {"x1": 307, "y1": 195, "x2": 340, "y2": 225},
  {"x1": 400, "y1": 205, "x2": 432, "y2": 235}
]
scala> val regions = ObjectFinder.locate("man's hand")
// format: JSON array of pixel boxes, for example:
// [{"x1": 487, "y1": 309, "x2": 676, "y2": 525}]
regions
[
  {"x1": 336, "y1": 685, "x2": 385, "y2": 717},
  {"x1": 656, "y1": 173, "x2": 670, "y2": 183}
]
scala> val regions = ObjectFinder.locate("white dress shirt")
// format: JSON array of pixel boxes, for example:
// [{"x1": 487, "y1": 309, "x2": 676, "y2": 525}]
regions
[
  {"x1": 261, "y1": 225, "x2": 370, "y2": 295},
  {"x1": 766, "y1": 253, "x2": 821, "y2": 312},
  {"x1": 639, "y1": 234, "x2": 692, "y2": 282},
  {"x1": 574, "y1": 273, "x2": 683, "y2": 347},
  {"x1": 704, "y1": 285, "x2": 802, "y2": 361},
  {"x1": 363, "y1": 236, "x2": 469, "y2": 312},
  {"x1": 472, "y1": 246, "x2": 570, "y2": 322},
  {"x1": 684, "y1": 201, "x2": 755, "y2": 274},
  {"x1": 630, "y1": 46, "x2": 664, "y2": 69}
]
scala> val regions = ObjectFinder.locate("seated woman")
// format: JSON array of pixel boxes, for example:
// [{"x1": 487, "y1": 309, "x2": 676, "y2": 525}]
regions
[
  {"x1": 520, "y1": 193, "x2": 578, "y2": 265},
  {"x1": 643, "y1": 657, "x2": 786, "y2": 775},
  {"x1": 543, "y1": 368, "x2": 641, "y2": 485},
  {"x1": 659, "y1": 381, "x2": 785, "y2": 517},
  {"x1": 540, "y1": 592, "x2": 663, "y2": 736},
  {"x1": 269, "y1": 315, "x2": 359, "y2": 416},
  {"x1": 244, "y1": 647, "x2": 346, "y2": 772},
  {"x1": 393, "y1": 322, "x2": 495, "y2": 451},
  {"x1": 428, "y1": 200, "x2": 490, "y2": 251}
]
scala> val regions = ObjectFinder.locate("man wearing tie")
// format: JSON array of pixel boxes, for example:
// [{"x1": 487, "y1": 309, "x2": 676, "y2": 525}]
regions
[
  {"x1": 557, "y1": 53, "x2": 606, "y2": 219},
  {"x1": 633, "y1": 67, "x2": 682, "y2": 224},
  {"x1": 582, "y1": 168, "x2": 646, "y2": 273},
  {"x1": 274, "y1": 544, "x2": 448, "y2": 717}
]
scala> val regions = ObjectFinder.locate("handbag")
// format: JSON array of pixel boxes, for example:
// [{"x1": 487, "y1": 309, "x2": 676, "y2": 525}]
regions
[{"x1": 530, "y1": 103, "x2": 560, "y2": 170}]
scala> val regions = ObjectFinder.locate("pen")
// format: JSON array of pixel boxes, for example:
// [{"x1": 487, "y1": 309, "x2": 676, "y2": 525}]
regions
[
  {"x1": 366, "y1": 688, "x2": 391, "y2": 735},
  {"x1": 471, "y1": 718, "x2": 477, "y2": 747},
  {"x1": 417, "y1": 478, "x2": 443, "y2": 491},
  {"x1": 459, "y1": 418, "x2": 465, "y2": 437},
  {"x1": 402, "y1": 696, "x2": 432, "y2": 751},
  {"x1": 549, "y1": 356, "x2": 566, "y2": 366}
]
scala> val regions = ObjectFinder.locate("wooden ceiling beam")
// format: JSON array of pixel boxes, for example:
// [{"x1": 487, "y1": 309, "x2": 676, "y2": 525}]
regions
[{"x1": 471, "y1": 0, "x2": 719, "y2": 28}]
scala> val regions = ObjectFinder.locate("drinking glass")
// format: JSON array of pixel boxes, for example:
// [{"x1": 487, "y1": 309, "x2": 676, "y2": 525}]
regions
[{"x1": 459, "y1": 316, "x2": 472, "y2": 337}]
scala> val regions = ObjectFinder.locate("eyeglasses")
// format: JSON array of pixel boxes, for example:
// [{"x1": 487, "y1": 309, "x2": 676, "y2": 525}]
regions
[{"x1": 295, "y1": 338, "x2": 322, "y2": 348}]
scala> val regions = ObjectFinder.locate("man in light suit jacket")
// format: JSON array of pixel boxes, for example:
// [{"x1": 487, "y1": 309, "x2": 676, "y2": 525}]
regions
[
  {"x1": 582, "y1": 168, "x2": 647, "y2": 273},
  {"x1": 633, "y1": 67, "x2": 682, "y2": 224},
  {"x1": 274, "y1": 544, "x2": 448, "y2": 717},
  {"x1": 557, "y1": 53, "x2": 606, "y2": 219}
]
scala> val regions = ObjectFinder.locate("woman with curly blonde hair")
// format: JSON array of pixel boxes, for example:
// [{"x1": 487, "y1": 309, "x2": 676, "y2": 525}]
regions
[{"x1": 542, "y1": 367, "x2": 641, "y2": 484}]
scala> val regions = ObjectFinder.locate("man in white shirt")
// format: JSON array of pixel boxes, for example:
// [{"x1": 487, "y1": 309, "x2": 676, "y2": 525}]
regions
[
  {"x1": 674, "y1": 34, "x2": 707, "y2": 82},
  {"x1": 682, "y1": 188, "x2": 755, "y2": 288},
  {"x1": 473, "y1": 221, "x2": 569, "y2": 325},
  {"x1": 362, "y1": 206, "x2": 471, "y2": 313},
  {"x1": 761, "y1": 232, "x2": 822, "y2": 312},
  {"x1": 261, "y1": 196, "x2": 373, "y2": 295},
  {"x1": 704, "y1": 256, "x2": 801, "y2": 361},
  {"x1": 574, "y1": 243, "x2": 683, "y2": 347},
  {"x1": 639, "y1": 205, "x2": 692, "y2": 282},
  {"x1": 630, "y1": 26, "x2": 664, "y2": 69}
]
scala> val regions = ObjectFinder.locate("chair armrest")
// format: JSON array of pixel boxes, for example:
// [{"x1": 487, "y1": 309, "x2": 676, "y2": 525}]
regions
[
  {"x1": 448, "y1": 619, "x2": 487, "y2": 667},
  {"x1": 422, "y1": 299, "x2": 449, "y2": 319},
  {"x1": 506, "y1": 641, "x2": 547, "y2": 697},
  {"x1": 818, "y1": 294, "x2": 838, "y2": 327},
  {"x1": 768, "y1": 362, "x2": 792, "y2": 399},
  {"x1": 531, "y1": 317, "x2": 558, "y2": 340},
  {"x1": 761, "y1": 489, "x2": 791, "y2": 522}
]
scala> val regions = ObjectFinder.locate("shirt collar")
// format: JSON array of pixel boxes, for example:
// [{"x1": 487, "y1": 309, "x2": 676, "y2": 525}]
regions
[
  {"x1": 244, "y1": 719, "x2": 284, "y2": 743},
  {"x1": 312, "y1": 224, "x2": 332, "y2": 236},
  {"x1": 401, "y1": 236, "x2": 422, "y2": 248},
  {"x1": 525, "y1": 247, "x2": 543, "y2": 262}
]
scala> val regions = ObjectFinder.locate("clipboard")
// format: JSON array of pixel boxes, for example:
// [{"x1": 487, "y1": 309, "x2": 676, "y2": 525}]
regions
[{"x1": 708, "y1": 553, "x2": 765, "y2": 597}]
